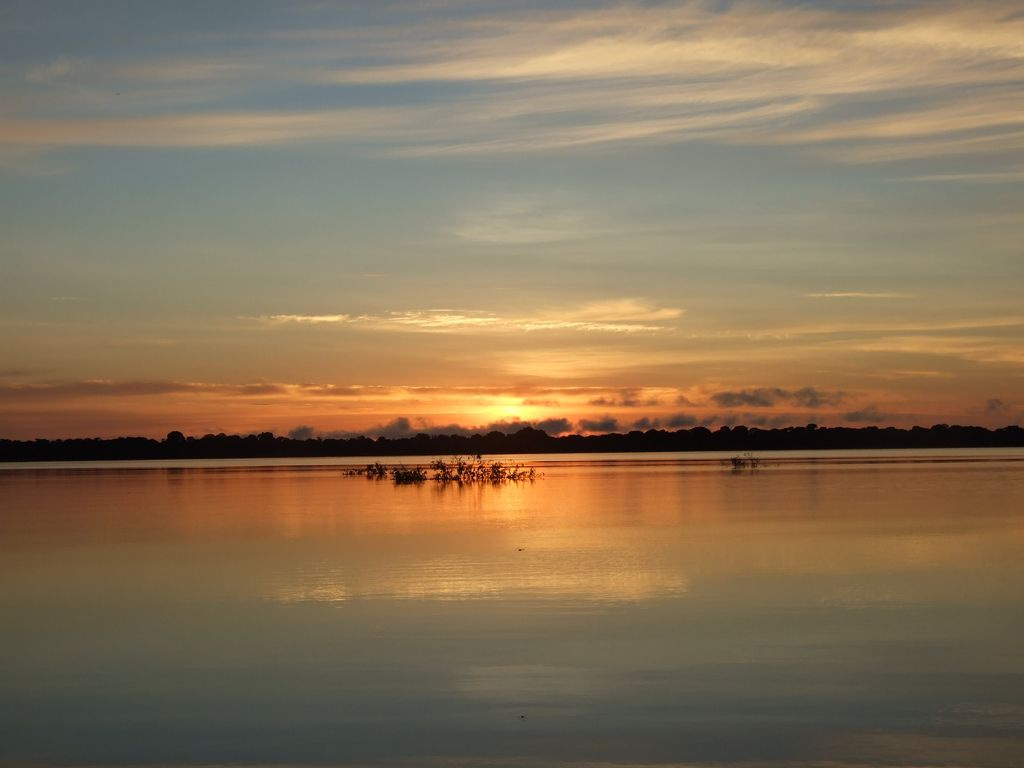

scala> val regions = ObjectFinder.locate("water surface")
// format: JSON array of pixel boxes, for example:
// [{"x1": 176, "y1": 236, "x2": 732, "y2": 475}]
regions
[{"x1": 1, "y1": 450, "x2": 1022, "y2": 767}]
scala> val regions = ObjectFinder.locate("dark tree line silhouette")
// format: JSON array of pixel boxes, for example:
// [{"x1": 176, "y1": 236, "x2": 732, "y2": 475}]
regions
[{"x1": 2, "y1": 423, "x2": 1022, "y2": 462}]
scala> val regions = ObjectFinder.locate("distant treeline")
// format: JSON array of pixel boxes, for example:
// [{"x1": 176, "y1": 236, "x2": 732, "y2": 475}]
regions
[{"x1": 2, "y1": 424, "x2": 1023, "y2": 462}]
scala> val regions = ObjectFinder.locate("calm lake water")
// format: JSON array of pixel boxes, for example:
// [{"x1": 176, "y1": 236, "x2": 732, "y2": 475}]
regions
[{"x1": 2, "y1": 449, "x2": 1023, "y2": 767}]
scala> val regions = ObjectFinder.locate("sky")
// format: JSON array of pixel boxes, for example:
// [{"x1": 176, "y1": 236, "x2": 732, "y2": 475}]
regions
[{"x1": 1, "y1": 0, "x2": 1022, "y2": 440}]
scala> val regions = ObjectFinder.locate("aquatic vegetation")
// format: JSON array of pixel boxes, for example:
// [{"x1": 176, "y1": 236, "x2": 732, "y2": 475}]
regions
[
  {"x1": 429, "y1": 456, "x2": 536, "y2": 484},
  {"x1": 342, "y1": 462, "x2": 390, "y2": 478},
  {"x1": 391, "y1": 465, "x2": 428, "y2": 485},
  {"x1": 727, "y1": 452, "x2": 761, "y2": 471},
  {"x1": 344, "y1": 455, "x2": 537, "y2": 485}
]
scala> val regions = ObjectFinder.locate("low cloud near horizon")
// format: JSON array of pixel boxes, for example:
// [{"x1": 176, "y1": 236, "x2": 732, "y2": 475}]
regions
[
  {"x1": 711, "y1": 387, "x2": 846, "y2": 409},
  {"x1": 1, "y1": 376, "x2": 1018, "y2": 441}
]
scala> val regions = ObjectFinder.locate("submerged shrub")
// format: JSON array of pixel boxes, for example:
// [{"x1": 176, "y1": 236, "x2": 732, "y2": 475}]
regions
[
  {"x1": 391, "y1": 465, "x2": 427, "y2": 484},
  {"x1": 341, "y1": 462, "x2": 392, "y2": 479},
  {"x1": 727, "y1": 452, "x2": 761, "y2": 471},
  {"x1": 344, "y1": 456, "x2": 538, "y2": 485},
  {"x1": 429, "y1": 456, "x2": 536, "y2": 484}
]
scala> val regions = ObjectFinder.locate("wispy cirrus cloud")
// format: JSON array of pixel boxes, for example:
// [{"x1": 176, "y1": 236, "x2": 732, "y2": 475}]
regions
[
  {"x1": 905, "y1": 169, "x2": 1024, "y2": 183},
  {"x1": 312, "y1": 2, "x2": 1024, "y2": 89},
  {"x1": 685, "y1": 315, "x2": 1024, "y2": 341},
  {"x1": 805, "y1": 292, "x2": 914, "y2": 299},
  {"x1": 0, "y1": 109, "x2": 423, "y2": 149},
  {"x1": 263, "y1": 298, "x2": 684, "y2": 334},
  {"x1": 848, "y1": 335, "x2": 1024, "y2": 366},
  {"x1": 4, "y1": 2, "x2": 1023, "y2": 164},
  {"x1": 258, "y1": 1, "x2": 1024, "y2": 162},
  {"x1": 452, "y1": 196, "x2": 599, "y2": 244},
  {"x1": 0, "y1": 380, "x2": 289, "y2": 400},
  {"x1": 264, "y1": 313, "x2": 353, "y2": 324}
]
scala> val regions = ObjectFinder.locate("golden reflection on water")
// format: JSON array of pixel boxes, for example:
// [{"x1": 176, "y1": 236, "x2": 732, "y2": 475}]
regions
[
  {"x1": 2, "y1": 460, "x2": 1023, "y2": 609},
  {"x1": 267, "y1": 549, "x2": 690, "y2": 604}
]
